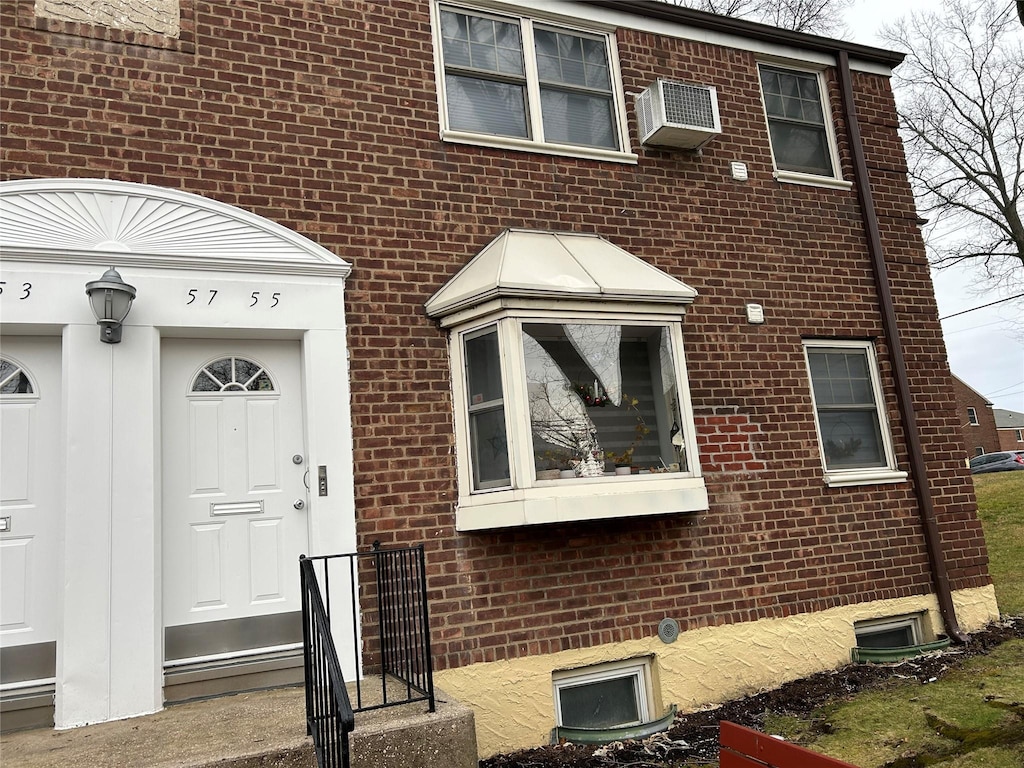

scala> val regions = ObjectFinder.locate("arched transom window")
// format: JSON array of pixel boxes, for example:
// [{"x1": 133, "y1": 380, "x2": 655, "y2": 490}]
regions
[
  {"x1": 190, "y1": 357, "x2": 275, "y2": 393},
  {"x1": 0, "y1": 358, "x2": 34, "y2": 395}
]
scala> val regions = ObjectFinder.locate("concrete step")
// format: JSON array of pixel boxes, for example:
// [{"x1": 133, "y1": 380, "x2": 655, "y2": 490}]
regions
[{"x1": 0, "y1": 684, "x2": 477, "y2": 768}]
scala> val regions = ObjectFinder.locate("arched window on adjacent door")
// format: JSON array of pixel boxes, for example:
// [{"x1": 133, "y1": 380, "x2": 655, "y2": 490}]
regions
[{"x1": 0, "y1": 358, "x2": 35, "y2": 395}]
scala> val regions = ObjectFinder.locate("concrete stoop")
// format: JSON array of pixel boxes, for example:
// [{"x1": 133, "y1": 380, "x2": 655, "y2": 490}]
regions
[{"x1": 0, "y1": 685, "x2": 478, "y2": 768}]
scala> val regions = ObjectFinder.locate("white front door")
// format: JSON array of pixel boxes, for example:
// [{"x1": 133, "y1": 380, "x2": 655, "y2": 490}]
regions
[
  {"x1": 0, "y1": 337, "x2": 62, "y2": 681},
  {"x1": 161, "y1": 339, "x2": 309, "y2": 664}
]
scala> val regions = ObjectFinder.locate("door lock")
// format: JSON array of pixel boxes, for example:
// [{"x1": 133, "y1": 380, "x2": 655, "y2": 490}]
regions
[{"x1": 293, "y1": 499, "x2": 305, "y2": 510}]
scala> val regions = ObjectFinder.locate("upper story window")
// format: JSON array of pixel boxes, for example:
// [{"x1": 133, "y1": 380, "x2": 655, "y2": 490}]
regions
[
  {"x1": 426, "y1": 229, "x2": 708, "y2": 531},
  {"x1": 803, "y1": 340, "x2": 907, "y2": 487},
  {"x1": 967, "y1": 406, "x2": 979, "y2": 425},
  {"x1": 758, "y1": 64, "x2": 847, "y2": 188},
  {"x1": 432, "y1": 3, "x2": 635, "y2": 162}
]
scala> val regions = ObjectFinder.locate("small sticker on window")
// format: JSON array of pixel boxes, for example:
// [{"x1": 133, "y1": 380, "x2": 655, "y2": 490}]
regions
[{"x1": 472, "y1": 393, "x2": 484, "y2": 405}]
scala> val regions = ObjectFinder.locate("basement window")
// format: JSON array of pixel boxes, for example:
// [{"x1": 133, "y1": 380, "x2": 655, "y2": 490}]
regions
[
  {"x1": 553, "y1": 659, "x2": 653, "y2": 730},
  {"x1": 854, "y1": 615, "x2": 921, "y2": 649}
]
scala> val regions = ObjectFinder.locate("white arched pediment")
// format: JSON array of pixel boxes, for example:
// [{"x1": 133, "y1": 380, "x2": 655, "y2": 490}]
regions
[{"x1": 0, "y1": 178, "x2": 350, "y2": 277}]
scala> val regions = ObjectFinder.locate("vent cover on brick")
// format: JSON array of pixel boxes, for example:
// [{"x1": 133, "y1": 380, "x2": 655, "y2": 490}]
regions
[{"x1": 635, "y1": 79, "x2": 721, "y2": 149}]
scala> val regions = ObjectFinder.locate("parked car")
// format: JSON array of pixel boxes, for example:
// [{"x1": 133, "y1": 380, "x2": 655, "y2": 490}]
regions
[{"x1": 969, "y1": 451, "x2": 1024, "y2": 474}]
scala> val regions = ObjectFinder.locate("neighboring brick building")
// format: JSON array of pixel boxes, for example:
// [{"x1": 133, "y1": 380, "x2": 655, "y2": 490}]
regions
[
  {"x1": 950, "y1": 375, "x2": 1000, "y2": 457},
  {"x1": 0, "y1": 0, "x2": 999, "y2": 756},
  {"x1": 996, "y1": 408, "x2": 1024, "y2": 451}
]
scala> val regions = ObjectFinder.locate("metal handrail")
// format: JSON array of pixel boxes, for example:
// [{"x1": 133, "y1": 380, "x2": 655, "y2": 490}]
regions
[
  {"x1": 300, "y1": 556, "x2": 355, "y2": 768},
  {"x1": 301, "y1": 543, "x2": 435, "y2": 718}
]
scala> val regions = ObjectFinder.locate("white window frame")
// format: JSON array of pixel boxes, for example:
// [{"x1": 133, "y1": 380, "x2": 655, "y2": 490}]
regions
[
  {"x1": 430, "y1": 1, "x2": 636, "y2": 164},
  {"x1": 854, "y1": 614, "x2": 923, "y2": 648},
  {"x1": 552, "y1": 658, "x2": 654, "y2": 729},
  {"x1": 803, "y1": 339, "x2": 907, "y2": 487},
  {"x1": 448, "y1": 309, "x2": 707, "y2": 531},
  {"x1": 756, "y1": 61, "x2": 850, "y2": 190},
  {"x1": 967, "y1": 406, "x2": 979, "y2": 425},
  {"x1": 1016, "y1": 429, "x2": 1023, "y2": 442}
]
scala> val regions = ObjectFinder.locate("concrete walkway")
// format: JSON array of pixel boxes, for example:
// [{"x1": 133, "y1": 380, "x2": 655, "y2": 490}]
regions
[
  {"x1": 1, "y1": 684, "x2": 478, "y2": 768},
  {"x1": 1, "y1": 686, "x2": 312, "y2": 768}
]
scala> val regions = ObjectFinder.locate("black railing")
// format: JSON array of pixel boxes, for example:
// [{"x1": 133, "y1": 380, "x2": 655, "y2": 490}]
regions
[
  {"x1": 301, "y1": 543, "x2": 435, "y2": 729},
  {"x1": 371, "y1": 542, "x2": 436, "y2": 713},
  {"x1": 300, "y1": 555, "x2": 355, "y2": 768}
]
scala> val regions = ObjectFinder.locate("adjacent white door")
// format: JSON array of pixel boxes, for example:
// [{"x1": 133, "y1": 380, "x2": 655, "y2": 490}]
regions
[
  {"x1": 0, "y1": 337, "x2": 62, "y2": 659},
  {"x1": 161, "y1": 339, "x2": 309, "y2": 660}
]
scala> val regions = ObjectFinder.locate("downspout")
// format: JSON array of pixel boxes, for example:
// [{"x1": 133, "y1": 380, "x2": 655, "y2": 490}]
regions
[{"x1": 835, "y1": 51, "x2": 968, "y2": 643}]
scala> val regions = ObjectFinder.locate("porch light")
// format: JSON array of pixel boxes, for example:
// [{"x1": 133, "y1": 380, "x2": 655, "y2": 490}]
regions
[{"x1": 85, "y1": 267, "x2": 136, "y2": 344}]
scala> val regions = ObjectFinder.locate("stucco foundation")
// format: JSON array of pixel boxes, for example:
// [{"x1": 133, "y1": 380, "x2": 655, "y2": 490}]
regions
[{"x1": 435, "y1": 586, "x2": 999, "y2": 757}]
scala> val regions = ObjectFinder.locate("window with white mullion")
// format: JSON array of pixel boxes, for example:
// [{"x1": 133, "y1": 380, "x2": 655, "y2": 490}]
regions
[
  {"x1": 804, "y1": 340, "x2": 903, "y2": 483},
  {"x1": 532, "y1": 24, "x2": 617, "y2": 149},
  {"x1": 435, "y1": 3, "x2": 626, "y2": 156},
  {"x1": 463, "y1": 325, "x2": 512, "y2": 490},
  {"x1": 440, "y1": 7, "x2": 530, "y2": 139}
]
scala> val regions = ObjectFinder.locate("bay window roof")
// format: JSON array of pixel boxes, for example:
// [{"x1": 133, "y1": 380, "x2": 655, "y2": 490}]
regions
[{"x1": 425, "y1": 229, "x2": 698, "y2": 320}]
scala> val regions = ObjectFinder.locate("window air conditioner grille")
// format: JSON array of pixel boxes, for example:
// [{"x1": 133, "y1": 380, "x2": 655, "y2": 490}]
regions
[
  {"x1": 662, "y1": 82, "x2": 716, "y2": 130},
  {"x1": 635, "y1": 79, "x2": 721, "y2": 150}
]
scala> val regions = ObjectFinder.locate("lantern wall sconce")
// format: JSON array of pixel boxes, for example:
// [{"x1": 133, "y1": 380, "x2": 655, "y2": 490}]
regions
[{"x1": 85, "y1": 267, "x2": 137, "y2": 344}]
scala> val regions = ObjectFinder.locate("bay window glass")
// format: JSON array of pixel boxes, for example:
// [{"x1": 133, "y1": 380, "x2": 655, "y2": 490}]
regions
[
  {"x1": 464, "y1": 326, "x2": 510, "y2": 489},
  {"x1": 437, "y1": 5, "x2": 623, "y2": 153},
  {"x1": 524, "y1": 323, "x2": 686, "y2": 477},
  {"x1": 759, "y1": 64, "x2": 836, "y2": 178}
]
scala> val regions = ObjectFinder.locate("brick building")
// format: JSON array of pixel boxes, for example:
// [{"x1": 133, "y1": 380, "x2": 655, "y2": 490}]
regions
[
  {"x1": 0, "y1": 0, "x2": 998, "y2": 756},
  {"x1": 996, "y1": 408, "x2": 1024, "y2": 451},
  {"x1": 950, "y1": 375, "x2": 1000, "y2": 458}
]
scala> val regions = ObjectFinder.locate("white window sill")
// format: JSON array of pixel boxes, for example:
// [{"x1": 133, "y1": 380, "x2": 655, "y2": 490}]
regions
[
  {"x1": 824, "y1": 468, "x2": 909, "y2": 488},
  {"x1": 455, "y1": 475, "x2": 708, "y2": 531},
  {"x1": 441, "y1": 130, "x2": 639, "y2": 165},
  {"x1": 774, "y1": 170, "x2": 853, "y2": 191}
]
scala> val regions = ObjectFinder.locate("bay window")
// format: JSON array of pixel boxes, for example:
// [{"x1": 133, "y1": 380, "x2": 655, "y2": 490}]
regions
[{"x1": 428, "y1": 229, "x2": 708, "y2": 531}]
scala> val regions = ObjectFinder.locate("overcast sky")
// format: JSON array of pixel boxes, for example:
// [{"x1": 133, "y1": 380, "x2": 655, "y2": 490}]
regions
[{"x1": 841, "y1": 0, "x2": 1024, "y2": 414}]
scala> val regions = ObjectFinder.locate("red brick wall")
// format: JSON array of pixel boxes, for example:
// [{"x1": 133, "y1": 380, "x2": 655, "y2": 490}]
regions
[
  {"x1": 0, "y1": 0, "x2": 991, "y2": 671},
  {"x1": 950, "y1": 377, "x2": 1000, "y2": 457}
]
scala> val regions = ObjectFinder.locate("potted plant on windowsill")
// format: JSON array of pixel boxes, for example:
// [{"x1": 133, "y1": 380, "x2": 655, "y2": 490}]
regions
[{"x1": 605, "y1": 395, "x2": 650, "y2": 474}]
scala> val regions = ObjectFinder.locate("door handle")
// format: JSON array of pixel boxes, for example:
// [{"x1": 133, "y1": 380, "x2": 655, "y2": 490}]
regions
[{"x1": 293, "y1": 499, "x2": 305, "y2": 510}]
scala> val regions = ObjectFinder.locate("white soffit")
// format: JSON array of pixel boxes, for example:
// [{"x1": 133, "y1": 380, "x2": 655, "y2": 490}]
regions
[
  {"x1": 0, "y1": 178, "x2": 351, "y2": 277},
  {"x1": 425, "y1": 229, "x2": 697, "y2": 319}
]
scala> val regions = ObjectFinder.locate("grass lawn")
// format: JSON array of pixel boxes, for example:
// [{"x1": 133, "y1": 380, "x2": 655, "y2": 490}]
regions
[
  {"x1": 765, "y1": 471, "x2": 1024, "y2": 767},
  {"x1": 765, "y1": 640, "x2": 1024, "y2": 767},
  {"x1": 974, "y1": 472, "x2": 1024, "y2": 615}
]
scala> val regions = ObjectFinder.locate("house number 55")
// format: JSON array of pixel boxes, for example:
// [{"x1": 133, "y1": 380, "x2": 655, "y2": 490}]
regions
[{"x1": 249, "y1": 291, "x2": 281, "y2": 307}]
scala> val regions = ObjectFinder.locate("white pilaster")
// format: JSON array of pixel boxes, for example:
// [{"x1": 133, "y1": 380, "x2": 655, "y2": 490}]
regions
[
  {"x1": 55, "y1": 323, "x2": 162, "y2": 727},
  {"x1": 57, "y1": 322, "x2": 114, "y2": 727}
]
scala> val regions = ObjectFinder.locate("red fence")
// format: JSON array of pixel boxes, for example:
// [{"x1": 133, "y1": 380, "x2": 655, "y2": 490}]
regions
[{"x1": 720, "y1": 722, "x2": 858, "y2": 768}]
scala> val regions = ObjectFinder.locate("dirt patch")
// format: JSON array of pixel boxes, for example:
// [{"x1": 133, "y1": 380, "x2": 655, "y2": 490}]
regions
[{"x1": 480, "y1": 616, "x2": 1024, "y2": 768}]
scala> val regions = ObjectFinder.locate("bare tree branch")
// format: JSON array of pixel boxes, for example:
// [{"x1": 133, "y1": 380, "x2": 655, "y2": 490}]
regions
[
  {"x1": 663, "y1": 0, "x2": 852, "y2": 36},
  {"x1": 881, "y1": 0, "x2": 1024, "y2": 295}
]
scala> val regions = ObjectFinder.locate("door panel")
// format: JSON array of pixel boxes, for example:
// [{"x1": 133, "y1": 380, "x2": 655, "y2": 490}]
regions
[
  {"x1": 0, "y1": 337, "x2": 61, "y2": 658},
  {"x1": 161, "y1": 340, "x2": 307, "y2": 661}
]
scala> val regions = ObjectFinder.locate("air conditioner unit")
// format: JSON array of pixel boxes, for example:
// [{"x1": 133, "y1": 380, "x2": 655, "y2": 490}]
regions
[{"x1": 635, "y1": 79, "x2": 721, "y2": 149}]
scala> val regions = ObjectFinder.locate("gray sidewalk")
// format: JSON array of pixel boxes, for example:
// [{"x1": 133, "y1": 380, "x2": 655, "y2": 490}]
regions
[
  {"x1": 1, "y1": 684, "x2": 478, "y2": 768},
  {"x1": 1, "y1": 686, "x2": 312, "y2": 768}
]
